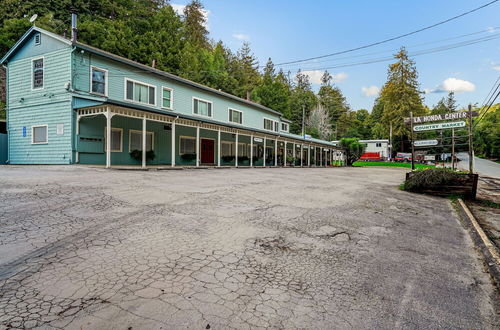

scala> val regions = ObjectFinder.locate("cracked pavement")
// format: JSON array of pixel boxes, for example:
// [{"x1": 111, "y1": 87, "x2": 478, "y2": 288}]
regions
[{"x1": 0, "y1": 166, "x2": 497, "y2": 329}]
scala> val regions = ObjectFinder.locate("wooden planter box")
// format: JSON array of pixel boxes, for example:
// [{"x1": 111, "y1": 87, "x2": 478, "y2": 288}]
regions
[{"x1": 405, "y1": 172, "x2": 479, "y2": 199}]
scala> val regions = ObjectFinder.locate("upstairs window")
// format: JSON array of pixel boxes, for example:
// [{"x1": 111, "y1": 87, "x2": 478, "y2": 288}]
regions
[
  {"x1": 32, "y1": 58, "x2": 44, "y2": 89},
  {"x1": 91, "y1": 67, "x2": 107, "y2": 96},
  {"x1": 34, "y1": 33, "x2": 41, "y2": 46},
  {"x1": 264, "y1": 118, "x2": 278, "y2": 132},
  {"x1": 193, "y1": 98, "x2": 212, "y2": 117},
  {"x1": 281, "y1": 122, "x2": 289, "y2": 132},
  {"x1": 161, "y1": 87, "x2": 173, "y2": 110},
  {"x1": 228, "y1": 108, "x2": 242, "y2": 124},
  {"x1": 125, "y1": 78, "x2": 156, "y2": 106}
]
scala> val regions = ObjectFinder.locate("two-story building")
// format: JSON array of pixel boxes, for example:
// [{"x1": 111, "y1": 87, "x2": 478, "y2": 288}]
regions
[{"x1": 1, "y1": 26, "x2": 339, "y2": 168}]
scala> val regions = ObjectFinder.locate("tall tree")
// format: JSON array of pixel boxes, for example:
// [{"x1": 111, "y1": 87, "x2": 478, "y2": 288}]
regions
[
  {"x1": 318, "y1": 71, "x2": 350, "y2": 135},
  {"x1": 379, "y1": 47, "x2": 426, "y2": 151},
  {"x1": 289, "y1": 70, "x2": 317, "y2": 135},
  {"x1": 306, "y1": 105, "x2": 333, "y2": 140},
  {"x1": 252, "y1": 59, "x2": 291, "y2": 115},
  {"x1": 234, "y1": 42, "x2": 260, "y2": 99},
  {"x1": 182, "y1": 0, "x2": 210, "y2": 49}
]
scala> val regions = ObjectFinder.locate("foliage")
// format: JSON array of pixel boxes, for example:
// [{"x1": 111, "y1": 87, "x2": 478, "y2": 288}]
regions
[
  {"x1": 403, "y1": 168, "x2": 470, "y2": 192},
  {"x1": 288, "y1": 70, "x2": 317, "y2": 134},
  {"x1": 221, "y1": 155, "x2": 235, "y2": 162},
  {"x1": 318, "y1": 71, "x2": 350, "y2": 137},
  {"x1": 180, "y1": 153, "x2": 196, "y2": 161},
  {"x1": 474, "y1": 104, "x2": 499, "y2": 159},
  {"x1": 339, "y1": 138, "x2": 365, "y2": 166},
  {"x1": 130, "y1": 149, "x2": 155, "y2": 162},
  {"x1": 306, "y1": 104, "x2": 333, "y2": 140},
  {"x1": 352, "y1": 161, "x2": 434, "y2": 169},
  {"x1": 286, "y1": 155, "x2": 295, "y2": 165}
]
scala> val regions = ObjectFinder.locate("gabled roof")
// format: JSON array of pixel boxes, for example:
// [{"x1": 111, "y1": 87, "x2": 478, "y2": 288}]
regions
[
  {"x1": 0, "y1": 26, "x2": 71, "y2": 64},
  {"x1": 74, "y1": 41, "x2": 286, "y2": 117}
]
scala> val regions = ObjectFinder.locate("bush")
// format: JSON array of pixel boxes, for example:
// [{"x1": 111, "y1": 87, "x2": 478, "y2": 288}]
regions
[
  {"x1": 180, "y1": 153, "x2": 196, "y2": 161},
  {"x1": 221, "y1": 155, "x2": 235, "y2": 162},
  {"x1": 403, "y1": 168, "x2": 469, "y2": 192},
  {"x1": 130, "y1": 149, "x2": 155, "y2": 162},
  {"x1": 238, "y1": 156, "x2": 249, "y2": 162},
  {"x1": 286, "y1": 155, "x2": 295, "y2": 165},
  {"x1": 339, "y1": 138, "x2": 365, "y2": 166}
]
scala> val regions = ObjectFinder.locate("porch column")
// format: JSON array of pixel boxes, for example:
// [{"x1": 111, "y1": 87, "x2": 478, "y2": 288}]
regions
[
  {"x1": 142, "y1": 116, "x2": 147, "y2": 169},
  {"x1": 217, "y1": 128, "x2": 221, "y2": 167},
  {"x1": 235, "y1": 132, "x2": 239, "y2": 167},
  {"x1": 308, "y1": 145, "x2": 311, "y2": 167},
  {"x1": 320, "y1": 147, "x2": 323, "y2": 166},
  {"x1": 196, "y1": 125, "x2": 200, "y2": 167},
  {"x1": 263, "y1": 136, "x2": 266, "y2": 167},
  {"x1": 299, "y1": 145, "x2": 302, "y2": 167},
  {"x1": 105, "y1": 107, "x2": 114, "y2": 169},
  {"x1": 274, "y1": 139, "x2": 278, "y2": 167},
  {"x1": 250, "y1": 134, "x2": 253, "y2": 167},
  {"x1": 76, "y1": 115, "x2": 81, "y2": 163},
  {"x1": 293, "y1": 142, "x2": 296, "y2": 166},
  {"x1": 283, "y1": 142, "x2": 287, "y2": 167},
  {"x1": 171, "y1": 120, "x2": 176, "y2": 167}
]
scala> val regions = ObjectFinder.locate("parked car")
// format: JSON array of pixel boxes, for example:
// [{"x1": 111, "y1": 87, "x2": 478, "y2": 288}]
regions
[{"x1": 395, "y1": 152, "x2": 412, "y2": 162}]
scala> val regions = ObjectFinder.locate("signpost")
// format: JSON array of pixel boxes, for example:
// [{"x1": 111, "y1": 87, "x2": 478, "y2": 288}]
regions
[
  {"x1": 404, "y1": 111, "x2": 478, "y2": 124},
  {"x1": 413, "y1": 121, "x2": 465, "y2": 132},
  {"x1": 413, "y1": 139, "x2": 438, "y2": 147}
]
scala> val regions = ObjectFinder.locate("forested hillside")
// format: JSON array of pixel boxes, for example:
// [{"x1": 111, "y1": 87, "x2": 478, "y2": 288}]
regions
[{"x1": 0, "y1": 0, "x2": 497, "y2": 157}]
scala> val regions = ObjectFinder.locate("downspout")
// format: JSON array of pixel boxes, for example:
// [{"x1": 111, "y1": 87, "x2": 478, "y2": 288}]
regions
[{"x1": 3, "y1": 64, "x2": 9, "y2": 164}]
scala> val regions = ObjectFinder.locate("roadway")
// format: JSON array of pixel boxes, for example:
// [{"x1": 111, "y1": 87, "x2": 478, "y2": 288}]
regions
[{"x1": 457, "y1": 152, "x2": 500, "y2": 178}]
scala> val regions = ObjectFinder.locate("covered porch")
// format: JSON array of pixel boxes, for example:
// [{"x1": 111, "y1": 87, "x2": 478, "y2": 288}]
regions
[{"x1": 75, "y1": 105, "x2": 339, "y2": 169}]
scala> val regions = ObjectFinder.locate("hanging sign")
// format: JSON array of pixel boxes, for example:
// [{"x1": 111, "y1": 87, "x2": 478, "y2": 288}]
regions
[
  {"x1": 413, "y1": 139, "x2": 438, "y2": 147},
  {"x1": 405, "y1": 111, "x2": 478, "y2": 124},
  {"x1": 413, "y1": 121, "x2": 466, "y2": 132},
  {"x1": 253, "y1": 137, "x2": 263, "y2": 143}
]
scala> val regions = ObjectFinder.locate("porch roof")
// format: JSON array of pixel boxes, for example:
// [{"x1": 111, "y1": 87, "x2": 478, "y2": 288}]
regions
[{"x1": 76, "y1": 100, "x2": 339, "y2": 149}]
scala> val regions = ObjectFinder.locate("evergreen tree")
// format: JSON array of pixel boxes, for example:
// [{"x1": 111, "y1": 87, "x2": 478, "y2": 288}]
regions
[
  {"x1": 379, "y1": 47, "x2": 426, "y2": 151},
  {"x1": 289, "y1": 70, "x2": 317, "y2": 135},
  {"x1": 182, "y1": 0, "x2": 210, "y2": 49},
  {"x1": 234, "y1": 42, "x2": 260, "y2": 100},
  {"x1": 252, "y1": 59, "x2": 291, "y2": 115},
  {"x1": 318, "y1": 71, "x2": 350, "y2": 132}
]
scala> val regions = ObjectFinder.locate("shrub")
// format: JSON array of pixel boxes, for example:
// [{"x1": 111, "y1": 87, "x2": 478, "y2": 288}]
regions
[
  {"x1": 180, "y1": 153, "x2": 196, "y2": 161},
  {"x1": 286, "y1": 155, "x2": 295, "y2": 165},
  {"x1": 339, "y1": 138, "x2": 365, "y2": 166},
  {"x1": 238, "y1": 156, "x2": 249, "y2": 162},
  {"x1": 130, "y1": 149, "x2": 155, "y2": 162},
  {"x1": 403, "y1": 168, "x2": 470, "y2": 192},
  {"x1": 221, "y1": 155, "x2": 235, "y2": 162}
]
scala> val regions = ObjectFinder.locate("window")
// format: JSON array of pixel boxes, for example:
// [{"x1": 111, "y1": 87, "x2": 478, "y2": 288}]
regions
[
  {"x1": 32, "y1": 58, "x2": 44, "y2": 89},
  {"x1": 32, "y1": 125, "x2": 48, "y2": 144},
  {"x1": 161, "y1": 87, "x2": 173, "y2": 110},
  {"x1": 238, "y1": 143, "x2": 249, "y2": 157},
  {"x1": 264, "y1": 118, "x2": 278, "y2": 132},
  {"x1": 104, "y1": 128, "x2": 122, "y2": 152},
  {"x1": 91, "y1": 67, "x2": 107, "y2": 96},
  {"x1": 228, "y1": 108, "x2": 243, "y2": 124},
  {"x1": 125, "y1": 79, "x2": 156, "y2": 106},
  {"x1": 180, "y1": 136, "x2": 196, "y2": 154},
  {"x1": 193, "y1": 98, "x2": 212, "y2": 117},
  {"x1": 34, "y1": 33, "x2": 41, "y2": 46},
  {"x1": 221, "y1": 142, "x2": 234, "y2": 156},
  {"x1": 129, "y1": 130, "x2": 154, "y2": 152},
  {"x1": 281, "y1": 122, "x2": 289, "y2": 132},
  {"x1": 376, "y1": 142, "x2": 382, "y2": 147}
]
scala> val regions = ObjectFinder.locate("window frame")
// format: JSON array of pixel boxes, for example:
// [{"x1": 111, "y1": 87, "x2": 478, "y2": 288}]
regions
[
  {"x1": 281, "y1": 122, "x2": 289, "y2": 132},
  {"x1": 34, "y1": 33, "x2": 41, "y2": 46},
  {"x1": 179, "y1": 136, "x2": 196, "y2": 155},
  {"x1": 90, "y1": 66, "x2": 108, "y2": 97},
  {"x1": 192, "y1": 97, "x2": 213, "y2": 118},
  {"x1": 161, "y1": 86, "x2": 174, "y2": 110},
  {"x1": 103, "y1": 127, "x2": 123, "y2": 152},
  {"x1": 376, "y1": 142, "x2": 382, "y2": 148},
  {"x1": 124, "y1": 78, "x2": 157, "y2": 106},
  {"x1": 263, "y1": 117, "x2": 278, "y2": 132},
  {"x1": 128, "y1": 129, "x2": 155, "y2": 152},
  {"x1": 31, "y1": 125, "x2": 48, "y2": 144},
  {"x1": 31, "y1": 57, "x2": 44, "y2": 90},
  {"x1": 221, "y1": 141, "x2": 235, "y2": 157},
  {"x1": 228, "y1": 108, "x2": 243, "y2": 125}
]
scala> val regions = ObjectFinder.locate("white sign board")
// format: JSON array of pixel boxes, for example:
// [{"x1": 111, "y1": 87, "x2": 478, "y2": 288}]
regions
[
  {"x1": 424, "y1": 155, "x2": 436, "y2": 161},
  {"x1": 413, "y1": 121, "x2": 466, "y2": 132},
  {"x1": 56, "y1": 124, "x2": 64, "y2": 135},
  {"x1": 413, "y1": 139, "x2": 438, "y2": 147},
  {"x1": 253, "y1": 137, "x2": 263, "y2": 143},
  {"x1": 304, "y1": 134, "x2": 312, "y2": 140}
]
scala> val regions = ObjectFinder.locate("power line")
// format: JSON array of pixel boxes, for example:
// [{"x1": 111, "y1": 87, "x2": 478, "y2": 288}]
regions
[{"x1": 272, "y1": 0, "x2": 499, "y2": 67}]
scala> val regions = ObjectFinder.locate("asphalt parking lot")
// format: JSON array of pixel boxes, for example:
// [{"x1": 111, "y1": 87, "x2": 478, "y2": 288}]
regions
[{"x1": 0, "y1": 165, "x2": 497, "y2": 329}]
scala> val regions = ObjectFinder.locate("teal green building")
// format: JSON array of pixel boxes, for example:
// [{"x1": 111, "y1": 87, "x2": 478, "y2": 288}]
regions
[{"x1": 1, "y1": 26, "x2": 339, "y2": 168}]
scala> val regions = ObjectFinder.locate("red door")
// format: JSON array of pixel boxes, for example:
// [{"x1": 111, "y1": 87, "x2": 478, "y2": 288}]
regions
[{"x1": 201, "y1": 139, "x2": 215, "y2": 164}]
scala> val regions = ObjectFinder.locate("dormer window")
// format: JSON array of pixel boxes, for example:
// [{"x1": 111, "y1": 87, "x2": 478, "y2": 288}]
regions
[
  {"x1": 281, "y1": 122, "x2": 289, "y2": 132},
  {"x1": 91, "y1": 67, "x2": 108, "y2": 96},
  {"x1": 34, "y1": 33, "x2": 41, "y2": 46}
]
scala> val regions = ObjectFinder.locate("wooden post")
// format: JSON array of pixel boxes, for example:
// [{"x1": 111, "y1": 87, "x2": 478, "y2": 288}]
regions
[
  {"x1": 217, "y1": 128, "x2": 221, "y2": 167},
  {"x1": 468, "y1": 104, "x2": 473, "y2": 174},
  {"x1": 105, "y1": 108, "x2": 112, "y2": 169},
  {"x1": 171, "y1": 120, "x2": 176, "y2": 167},
  {"x1": 275, "y1": 139, "x2": 278, "y2": 167},
  {"x1": 263, "y1": 136, "x2": 266, "y2": 167},
  {"x1": 250, "y1": 134, "x2": 253, "y2": 167},
  {"x1": 196, "y1": 125, "x2": 200, "y2": 167},
  {"x1": 235, "y1": 132, "x2": 239, "y2": 167},
  {"x1": 410, "y1": 111, "x2": 415, "y2": 171},
  {"x1": 142, "y1": 116, "x2": 146, "y2": 169},
  {"x1": 451, "y1": 128, "x2": 455, "y2": 170}
]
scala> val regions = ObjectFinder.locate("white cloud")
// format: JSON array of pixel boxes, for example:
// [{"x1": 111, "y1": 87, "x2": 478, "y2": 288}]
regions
[
  {"x1": 232, "y1": 33, "x2": 250, "y2": 41},
  {"x1": 300, "y1": 70, "x2": 348, "y2": 85},
  {"x1": 171, "y1": 3, "x2": 210, "y2": 30},
  {"x1": 487, "y1": 26, "x2": 496, "y2": 33},
  {"x1": 361, "y1": 86, "x2": 380, "y2": 97},
  {"x1": 494, "y1": 65, "x2": 500, "y2": 71},
  {"x1": 429, "y1": 77, "x2": 476, "y2": 93}
]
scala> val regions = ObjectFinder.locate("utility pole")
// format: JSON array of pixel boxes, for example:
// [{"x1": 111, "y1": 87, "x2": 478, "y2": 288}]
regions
[
  {"x1": 301, "y1": 104, "x2": 305, "y2": 138},
  {"x1": 389, "y1": 122, "x2": 393, "y2": 161},
  {"x1": 468, "y1": 104, "x2": 473, "y2": 174},
  {"x1": 410, "y1": 112, "x2": 415, "y2": 171}
]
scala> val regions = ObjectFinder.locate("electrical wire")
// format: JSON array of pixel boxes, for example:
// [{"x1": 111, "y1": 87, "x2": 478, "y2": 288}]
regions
[{"x1": 272, "y1": 0, "x2": 499, "y2": 67}]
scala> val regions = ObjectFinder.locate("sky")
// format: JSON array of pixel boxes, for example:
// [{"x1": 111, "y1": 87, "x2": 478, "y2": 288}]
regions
[{"x1": 171, "y1": 0, "x2": 500, "y2": 111}]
